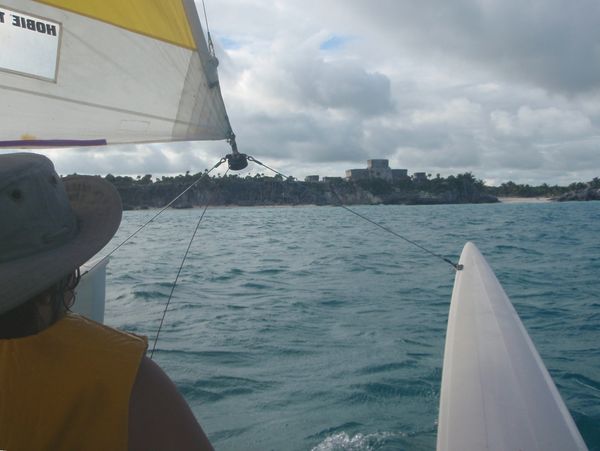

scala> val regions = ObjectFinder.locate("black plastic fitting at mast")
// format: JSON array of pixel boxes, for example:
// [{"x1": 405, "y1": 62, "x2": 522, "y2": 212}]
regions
[{"x1": 226, "y1": 134, "x2": 248, "y2": 170}]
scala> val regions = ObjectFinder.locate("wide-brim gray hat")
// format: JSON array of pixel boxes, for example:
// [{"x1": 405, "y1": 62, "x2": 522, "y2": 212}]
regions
[{"x1": 0, "y1": 153, "x2": 122, "y2": 314}]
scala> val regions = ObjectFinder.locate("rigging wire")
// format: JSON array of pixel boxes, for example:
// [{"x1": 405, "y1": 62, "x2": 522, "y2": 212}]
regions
[
  {"x1": 149, "y1": 168, "x2": 229, "y2": 359},
  {"x1": 329, "y1": 188, "x2": 461, "y2": 270},
  {"x1": 82, "y1": 157, "x2": 227, "y2": 277},
  {"x1": 247, "y1": 156, "x2": 289, "y2": 179},
  {"x1": 247, "y1": 156, "x2": 462, "y2": 271}
]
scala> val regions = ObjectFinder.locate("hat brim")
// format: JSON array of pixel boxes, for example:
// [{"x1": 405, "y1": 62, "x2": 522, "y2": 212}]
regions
[{"x1": 0, "y1": 176, "x2": 122, "y2": 314}]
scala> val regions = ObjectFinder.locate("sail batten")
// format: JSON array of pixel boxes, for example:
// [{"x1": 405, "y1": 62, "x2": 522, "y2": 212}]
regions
[
  {"x1": 0, "y1": 139, "x2": 107, "y2": 148},
  {"x1": 0, "y1": 0, "x2": 233, "y2": 147},
  {"x1": 1, "y1": 83, "x2": 182, "y2": 122}
]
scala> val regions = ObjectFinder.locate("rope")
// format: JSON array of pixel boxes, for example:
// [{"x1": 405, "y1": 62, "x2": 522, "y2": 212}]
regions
[
  {"x1": 150, "y1": 167, "x2": 229, "y2": 359},
  {"x1": 247, "y1": 156, "x2": 289, "y2": 179},
  {"x1": 247, "y1": 156, "x2": 462, "y2": 271},
  {"x1": 81, "y1": 158, "x2": 226, "y2": 277},
  {"x1": 329, "y1": 188, "x2": 461, "y2": 270}
]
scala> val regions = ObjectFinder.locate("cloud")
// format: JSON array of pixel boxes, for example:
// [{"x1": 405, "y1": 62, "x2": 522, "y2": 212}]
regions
[
  {"x1": 1, "y1": 143, "x2": 219, "y2": 178},
  {"x1": 410, "y1": 98, "x2": 483, "y2": 128},
  {"x1": 542, "y1": 138, "x2": 600, "y2": 172},
  {"x1": 491, "y1": 106, "x2": 592, "y2": 138},
  {"x1": 293, "y1": 59, "x2": 394, "y2": 116},
  {"x1": 219, "y1": 34, "x2": 394, "y2": 118},
  {"x1": 316, "y1": 0, "x2": 600, "y2": 95}
]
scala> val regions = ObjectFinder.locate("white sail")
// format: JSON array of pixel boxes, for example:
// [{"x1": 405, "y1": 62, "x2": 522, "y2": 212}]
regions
[{"x1": 0, "y1": 0, "x2": 233, "y2": 146}]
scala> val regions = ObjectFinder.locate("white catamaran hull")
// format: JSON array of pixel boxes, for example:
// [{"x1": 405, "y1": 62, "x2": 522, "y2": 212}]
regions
[
  {"x1": 437, "y1": 242, "x2": 587, "y2": 450},
  {"x1": 72, "y1": 258, "x2": 108, "y2": 324}
]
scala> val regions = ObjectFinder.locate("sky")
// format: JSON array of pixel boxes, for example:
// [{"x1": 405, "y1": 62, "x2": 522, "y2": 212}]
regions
[{"x1": 7, "y1": 0, "x2": 600, "y2": 185}]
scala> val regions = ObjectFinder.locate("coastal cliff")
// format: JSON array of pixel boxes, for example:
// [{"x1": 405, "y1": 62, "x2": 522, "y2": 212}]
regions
[{"x1": 107, "y1": 172, "x2": 497, "y2": 210}]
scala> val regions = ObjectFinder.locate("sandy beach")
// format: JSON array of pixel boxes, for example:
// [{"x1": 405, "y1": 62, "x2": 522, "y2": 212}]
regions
[{"x1": 498, "y1": 197, "x2": 552, "y2": 204}]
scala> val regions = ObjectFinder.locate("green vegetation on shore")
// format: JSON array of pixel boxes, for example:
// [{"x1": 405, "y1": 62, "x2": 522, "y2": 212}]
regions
[
  {"x1": 99, "y1": 172, "x2": 599, "y2": 209},
  {"x1": 484, "y1": 178, "x2": 600, "y2": 198}
]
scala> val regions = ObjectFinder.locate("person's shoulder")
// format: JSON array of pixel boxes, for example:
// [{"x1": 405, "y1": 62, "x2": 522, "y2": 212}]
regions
[
  {"x1": 63, "y1": 312, "x2": 146, "y2": 341},
  {"x1": 59, "y1": 313, "x2": 148, "y2": 356},
  {"x1": 129, "y1": 356, "x2": 214, "y2": 451}
]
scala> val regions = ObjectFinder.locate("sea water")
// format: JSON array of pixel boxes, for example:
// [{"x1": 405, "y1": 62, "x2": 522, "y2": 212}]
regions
[{"x1": 101, "y1": 202, "x2": 600, "y2": 451}]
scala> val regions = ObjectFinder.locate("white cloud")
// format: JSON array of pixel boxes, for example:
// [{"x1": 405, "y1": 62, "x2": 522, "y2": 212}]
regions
[
  {"x1": 491, "y1": 107, "x2": 592, "y2": 138},
  {"x1": 410, "y1": 98, "x2": 483, "y2": 127},
  {"x1": 310, "y1": 0, "x2": 600, "y2": 95},
  {"x1": 517, "y1": 107, "x2": 592, "y2": 136}
]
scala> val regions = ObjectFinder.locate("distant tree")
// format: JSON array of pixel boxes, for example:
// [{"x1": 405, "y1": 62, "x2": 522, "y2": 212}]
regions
[
  {"x1": 110, "y1": 175, "x2": 134, "y2": 186},
  {"x1": 568, "y1": 181, "x2": 587, "y2": 191},
  {"x1": 138, "y1": 174, "x2": 153, "y2": 185}
]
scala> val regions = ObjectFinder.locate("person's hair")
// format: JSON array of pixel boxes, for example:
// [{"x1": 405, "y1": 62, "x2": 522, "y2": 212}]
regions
[{"x1": 0, "y1": 269, "x2": 80, "y2": 339}]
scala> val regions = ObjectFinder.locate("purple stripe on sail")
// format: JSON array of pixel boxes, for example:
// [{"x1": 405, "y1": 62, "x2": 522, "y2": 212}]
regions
[{"x1": 0, "y1": 139, "x2": 107, "y2": 148}]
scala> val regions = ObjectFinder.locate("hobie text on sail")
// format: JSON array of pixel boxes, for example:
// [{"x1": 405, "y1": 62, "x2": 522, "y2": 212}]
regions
[
  {"x1": 2, "y1": 11, "x2": 57, "y2": 35},
  {"x1": 0, "y1": 6, "x2": 60, "y2": 80}
]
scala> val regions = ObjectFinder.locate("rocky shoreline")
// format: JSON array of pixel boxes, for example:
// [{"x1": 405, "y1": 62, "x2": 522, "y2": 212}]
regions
[
  {"x1": 553, "y1": 187, "x2": 600, "y2": 202},
  {"x1": 497, "y1": 197, "x2": 551, "y2": 204},
  {"x1": 105, "y1": 173, "x2": 599, "y2": 210},
  {"x1": 111, "y1": 176, "x2": 498, "y2": 210}
]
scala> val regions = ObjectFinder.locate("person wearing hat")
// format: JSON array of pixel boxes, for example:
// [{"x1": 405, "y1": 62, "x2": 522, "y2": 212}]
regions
[{"x1": 0, "y1": 153, "x2": 214, "y2": 450}]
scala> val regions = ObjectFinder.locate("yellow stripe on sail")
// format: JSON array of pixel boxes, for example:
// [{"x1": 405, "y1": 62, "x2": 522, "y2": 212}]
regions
[{"x1": 35, "y1": 0, "x2": 196, "y2": 49}]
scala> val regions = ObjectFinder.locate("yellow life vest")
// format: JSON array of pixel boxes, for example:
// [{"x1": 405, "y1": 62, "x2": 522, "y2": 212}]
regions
[{"x1": 0, "y1": 313, "x2": 147, "y2": 450}]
